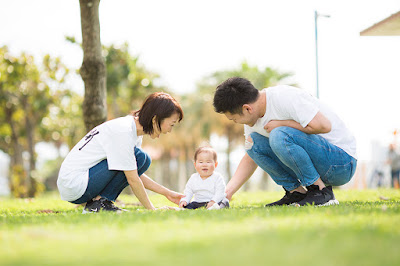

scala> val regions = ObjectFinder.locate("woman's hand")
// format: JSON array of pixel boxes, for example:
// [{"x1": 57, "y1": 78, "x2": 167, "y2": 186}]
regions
[
  {"x1": 166, "y1": 190, "x2": 185, "y2": 205},
  {"x1": 155, "y1": 206, "x2": 177, "y2": 210}
]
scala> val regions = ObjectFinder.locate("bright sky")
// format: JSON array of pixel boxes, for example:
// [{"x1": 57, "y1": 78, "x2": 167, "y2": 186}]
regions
[{"x1": 2, "y1": 0, "x2": 400, "y2": 161}]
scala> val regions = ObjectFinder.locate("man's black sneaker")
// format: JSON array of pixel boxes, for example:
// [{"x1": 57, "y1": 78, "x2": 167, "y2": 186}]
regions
[
  {"x1": 82, "y1": 198, "x2": 126, "y2": 214},
  {"x1": 265, "y1": 189, "x2": 307, "y2": 207},
  {"x1": 295, "y1": 185, "x2": 339, "y2": 206}
]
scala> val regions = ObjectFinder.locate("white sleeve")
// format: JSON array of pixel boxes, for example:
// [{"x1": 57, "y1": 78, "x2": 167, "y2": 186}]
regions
[
  {"x1": 244, "y1": 125, "x2": 254, "y2": 150},
  {"x1": 244, "y1": 125, "x2": 253, "y2": 139},
  {"x1": 211, "y1": 174, "x2": 226, "y2": 203},
  {"x1": 180, "y1": 175, "x2": 195, "y2": 203},
  {"x1": 102, "y1": 132, "x2": 137, "y2": 171},
  {"x1": 135, "y1": 136, "x2": 143, "y2": 148}
]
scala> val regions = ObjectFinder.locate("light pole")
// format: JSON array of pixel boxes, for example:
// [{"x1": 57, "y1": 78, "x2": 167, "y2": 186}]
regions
[{"x1": 314, "y1": 10, "x2": 330, "y2": 99}]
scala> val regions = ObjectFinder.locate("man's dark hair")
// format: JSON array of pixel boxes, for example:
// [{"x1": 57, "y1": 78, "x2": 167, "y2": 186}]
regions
[
  {"x1": 213, "y1": 77, "x2": 259, "y2": 114},
  {"x1": 133, "y1": 92, "x2": 183, "y2": 134}
]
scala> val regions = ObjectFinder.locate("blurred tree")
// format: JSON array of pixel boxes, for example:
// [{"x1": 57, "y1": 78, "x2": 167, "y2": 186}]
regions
[
  {"x1": 38, "y1": 90, "x2": 85, "y2": 191},
  {"x1": 40, "y1": 90, "x2": 84, "y2": 151},
  {"x1": 104, "y1": 43, "x2": 161, "y2": 118},
  {"x1": 79, "y1": 0, "x2": 107, "y2": 131},
  {"x1": 0, "y1": 47, "x2": 62, "y2": 197},
  {"x1": 196, "y1": 61, "x2": 295, "y2": 188}
]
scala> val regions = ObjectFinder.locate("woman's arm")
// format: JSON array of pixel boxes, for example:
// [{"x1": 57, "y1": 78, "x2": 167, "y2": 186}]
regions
[
  {"x1": 124, "y1": 170, "x2": 155, "y2": 210},
  {"x1": 139, "y1": 173, "x2": 184, "y2": 205}
]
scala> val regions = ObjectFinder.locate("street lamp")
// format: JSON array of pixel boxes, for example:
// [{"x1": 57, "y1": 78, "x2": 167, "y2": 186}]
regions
[{"x1": 314, "y1": 10, "x2": 330, "y2": 99}]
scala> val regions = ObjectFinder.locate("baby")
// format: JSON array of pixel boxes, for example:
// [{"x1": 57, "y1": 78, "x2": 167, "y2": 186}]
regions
[{"x1": 179, "y1": 146, "x2": 229, "y2": 210}]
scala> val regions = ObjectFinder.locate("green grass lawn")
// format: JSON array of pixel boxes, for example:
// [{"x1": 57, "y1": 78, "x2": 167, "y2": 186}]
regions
[{"x1": 1, "y1": 189, "x2": 399, "y2": 266}]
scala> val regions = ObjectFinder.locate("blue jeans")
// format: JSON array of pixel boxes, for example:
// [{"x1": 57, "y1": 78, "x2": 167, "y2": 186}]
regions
[
  {"x1": 70, "y1": 147, "x2": 151, "y2": 204},
  {"x1": 246, "y1": 127, "x2": 357, "y2": 191}
]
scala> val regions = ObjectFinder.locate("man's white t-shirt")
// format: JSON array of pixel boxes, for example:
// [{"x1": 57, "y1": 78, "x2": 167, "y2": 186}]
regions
[
  {"x1": 57, "y1": 115, "x2": 143, "y2": 201},
  {"x1": 180, "y1": 172, "x2": 226, "y2": 204},
  {"x1": 244, "y1": 85, "x2": 357, "y2": 159}
]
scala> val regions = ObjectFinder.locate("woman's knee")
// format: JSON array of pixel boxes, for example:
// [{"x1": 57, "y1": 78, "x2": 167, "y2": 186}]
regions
[
  {"x1": 142, "y1": 153, "x2": 152, "y2": 172},
  {"x1": 135, "y1": 148, "x2": 152, "y2": 173}
]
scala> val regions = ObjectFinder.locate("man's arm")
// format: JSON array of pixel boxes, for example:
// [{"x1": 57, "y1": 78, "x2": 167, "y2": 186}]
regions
[
  {"x1": 264, "y1": 111, "x2": 331, "y2": 134},
  {"x1": 225, "y1": 153, "x2": 258, "y2": 200}
]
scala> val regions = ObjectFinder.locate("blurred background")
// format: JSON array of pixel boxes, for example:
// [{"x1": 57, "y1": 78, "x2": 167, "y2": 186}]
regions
[{"x1": 1, "y1": 0, "x2": 400, "y2": 198}]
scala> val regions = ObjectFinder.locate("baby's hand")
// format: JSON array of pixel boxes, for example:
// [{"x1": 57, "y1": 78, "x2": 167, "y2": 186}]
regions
[
  {"x1": 179, "y1": 201, "x2": 187, "y2": 208},
  {"x1": 206, "y1": 201, "x2": 216, "y2": 209}
]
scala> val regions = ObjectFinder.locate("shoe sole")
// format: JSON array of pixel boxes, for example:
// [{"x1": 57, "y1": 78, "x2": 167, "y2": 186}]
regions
[
  {"x1": 319, "y1": 199, "x2": 339, "y2": 206},
  {"x1": 292, "y1": 199, "x2": 340, "y2": 207},
  {"x1": 82, "y1": 209, "x2": 97, "y2": 214},
  {"x1": 82, "y1": 209, "x2": 127, "y2": 214}
]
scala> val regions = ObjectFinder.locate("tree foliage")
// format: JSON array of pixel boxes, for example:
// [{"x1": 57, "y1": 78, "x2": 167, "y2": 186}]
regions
[
  {"x1": 0, "y1": 46, "x2": 72, "y2": 197},
  {"x1": 104, "y1": 43, "x2": 162, "y2": 118}
]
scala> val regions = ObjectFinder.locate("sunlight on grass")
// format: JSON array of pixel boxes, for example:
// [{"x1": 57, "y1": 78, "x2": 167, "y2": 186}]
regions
[{"x1": 1, "y1": 189, "x2": 399, "y2": 265}]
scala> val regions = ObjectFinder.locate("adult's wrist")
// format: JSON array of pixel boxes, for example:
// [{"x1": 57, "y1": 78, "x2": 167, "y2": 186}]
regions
[
  {"x1": 225, "y1": 190, "x2": 233, "y2": 200},
  {"x1": 162, "y1": 188, "x2": 171, "y2": 197}
]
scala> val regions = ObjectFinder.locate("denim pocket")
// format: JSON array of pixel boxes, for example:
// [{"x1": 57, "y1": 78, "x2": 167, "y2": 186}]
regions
[{"x1": 325, "y1": 160, "x2": 353, "y2": 186}]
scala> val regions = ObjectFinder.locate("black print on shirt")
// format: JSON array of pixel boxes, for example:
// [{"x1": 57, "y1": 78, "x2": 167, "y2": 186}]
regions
[{"x1": 79, "y1": 129, "x2": 99, "y2": 150}]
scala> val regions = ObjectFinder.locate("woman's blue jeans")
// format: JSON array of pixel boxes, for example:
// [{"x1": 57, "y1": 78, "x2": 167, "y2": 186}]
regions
[
  {"x1": 246, "y1": 127, "x2": 357, "y2": 191},
  {"x1": 70, "y1": 147, "x2": 151, "y2": 204}
]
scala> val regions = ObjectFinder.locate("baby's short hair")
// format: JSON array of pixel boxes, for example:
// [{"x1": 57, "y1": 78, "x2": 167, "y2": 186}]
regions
[{"x1": 194, "y1": 146, "x2": 217, "y2": 161}]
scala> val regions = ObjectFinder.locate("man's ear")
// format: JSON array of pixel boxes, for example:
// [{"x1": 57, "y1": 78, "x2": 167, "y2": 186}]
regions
[
  {"x1": 215, "y1": 161, "x2": 218, "y2": 168},
  {"x1": 242, "y1": 104, "x2": 253, "y2": 114}
]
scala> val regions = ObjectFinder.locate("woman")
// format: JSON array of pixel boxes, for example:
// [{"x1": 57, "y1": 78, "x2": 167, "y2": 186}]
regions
[{"x1": 57, "y1": 92, "x2": 184, "y2": 213}]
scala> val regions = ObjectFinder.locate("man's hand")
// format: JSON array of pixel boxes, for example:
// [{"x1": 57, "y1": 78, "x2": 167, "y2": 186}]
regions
[
  {"x1": 166, "y1": 190, "x2": 185, "y2": 205},
  {"x1": 179, "y1": 201, "x2": 187, "y2": 208},
  {"x1": 225, "y1": 192, "x2": 233, "y2": 201},
  {"x1": 264, "y1": 120, "x2": 287, "y2": 133}
]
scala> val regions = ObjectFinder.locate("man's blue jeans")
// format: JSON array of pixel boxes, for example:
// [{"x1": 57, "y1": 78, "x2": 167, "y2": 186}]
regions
[
  {"x1": 246, "y1": 127, "x2": 357, "y2": 191},
  {"x1": 70, "y1": 147, "x2": 151, "y2": 204}
]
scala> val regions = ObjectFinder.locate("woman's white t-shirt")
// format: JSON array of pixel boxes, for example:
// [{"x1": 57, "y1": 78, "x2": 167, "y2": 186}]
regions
[
  {"x1": 244, "y1": 85, "x2": 357, "y2": 159},
  {"x1": 57, "y1": 115, "x2": 143, "y2": 201}
]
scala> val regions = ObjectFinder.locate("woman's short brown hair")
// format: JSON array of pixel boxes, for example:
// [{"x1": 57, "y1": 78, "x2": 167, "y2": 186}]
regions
[{"x1": 133, "y1": 92, "x2": 183, "y2": 134}]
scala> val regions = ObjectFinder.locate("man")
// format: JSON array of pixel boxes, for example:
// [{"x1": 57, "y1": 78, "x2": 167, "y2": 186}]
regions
[{"x1": 213, "y1": 77, "x2": 357, "y2": 206}]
